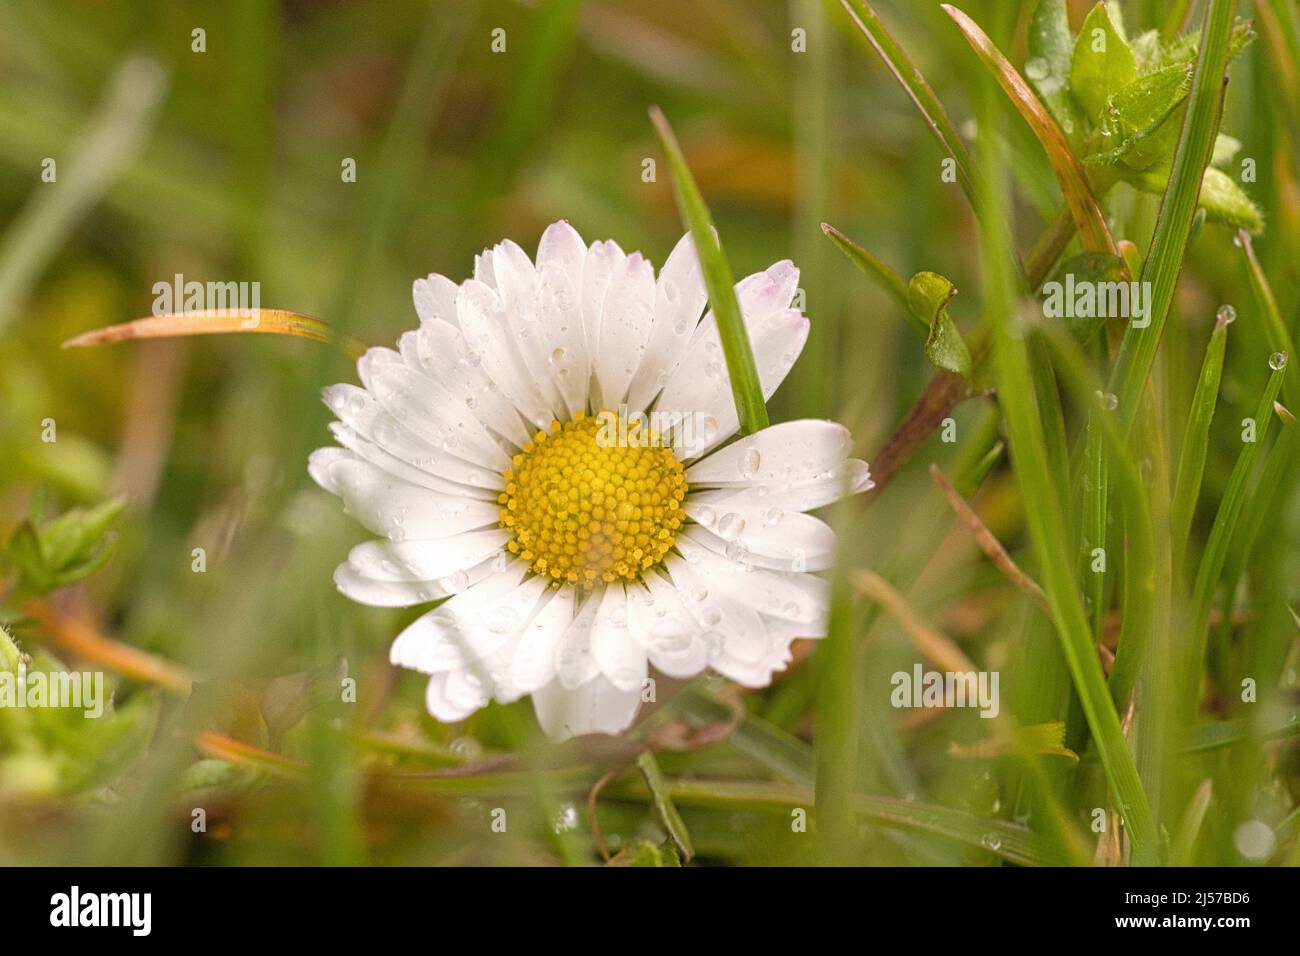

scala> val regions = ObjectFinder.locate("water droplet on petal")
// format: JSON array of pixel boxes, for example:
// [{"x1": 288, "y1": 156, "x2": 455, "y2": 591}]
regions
[
  {"x1": 739, "y1": 448, "x2": 761, "y2": 479},
  {"x1": 716, "y1": 512, "x2": 745, "y2": 540}
]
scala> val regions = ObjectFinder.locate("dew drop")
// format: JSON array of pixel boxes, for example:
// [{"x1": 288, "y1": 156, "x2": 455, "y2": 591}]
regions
[
  {"x1": 689, "y1": 586, "x2": 708, "y2": 604},
  {"x1": 724, "y1": 539, "x2": 748, "y2": 564},
  {"x1": 1024, "y1": 56, "x2": 1049, "y2": 81},
  {"x1": 739, "y1": 448, "x2": 761, "y2": 479},
  {"x1": 1269, "y1": 350, "x2": 1289, "y2": 371},
  {"x1": 764, "y1": 507, "x2": 784, "y2": 527},
  {"x1": 1216, "y1": 303, "x2": 1236, "y2": 324},
  {"x1": 716, "y1": 512, "x2": 745, "y2": 540},
  {"x1": 701, "y1": 606, "x2": 722, "y2": 627},
  {"x1": 488, "y1": 607, "x2": 519, "y2": 634},
  {"x1": 695, "y1": 505, "x2": 717, "y2": 527}
]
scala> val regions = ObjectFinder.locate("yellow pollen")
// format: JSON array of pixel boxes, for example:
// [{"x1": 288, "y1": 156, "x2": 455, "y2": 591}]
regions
[{"x1": 498, "y1": 410, "x2": 687, "y2": 589}]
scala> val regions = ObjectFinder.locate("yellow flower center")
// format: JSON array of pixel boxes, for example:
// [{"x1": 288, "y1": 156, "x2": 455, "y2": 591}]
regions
[{"x1": 498, "y1": 411, "x2": 687, "y2": 589}]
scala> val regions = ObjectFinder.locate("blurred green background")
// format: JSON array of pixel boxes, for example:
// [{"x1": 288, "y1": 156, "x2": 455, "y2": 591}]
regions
[{"x1": 0, "y1": 0, "x2": 1296, "y2": 866}]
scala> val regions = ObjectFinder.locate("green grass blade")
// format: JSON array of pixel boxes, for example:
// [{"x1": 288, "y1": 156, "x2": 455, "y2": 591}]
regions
[
  {"x1": 1036, "y1": 325, "x2": 1156, "y2": 712},
  {"x1": 1186, "y1": 359, "x2": 1288, "y2": 690},
  {"x1": 0, "y1": 55, "x2": 167, "y2": 333},
  {"x1": 1170, "y1": 310, "x2": 1231, "y2": 577},
  {"x1": 977, "y1": 85, "x2": 1157, "y2": 859},
  {"x1": 1239, "y1": 230, "x2": 1297, "y2": 404},
  {"x1": 838, "y1": 0, "x2": 977, "y2": 212},
  {"x1": 650, "y1": 106, "x2": 769, "y2": 435},
  {"x1": 609, "y1": 778, "x2": 1049, "y2": 866},
  {"x1": 820, "y1": 222, "x2": 915, "y2": 326},
  {"x1": 1108, "y1": 0, "x2": 1237, "y2": 429},
  {"x1": 636, "y1": 751, "x2": 695, "y2": 861},
  {"x1": 942, "y1": 4, "x2": 1119, "y2": 258}
]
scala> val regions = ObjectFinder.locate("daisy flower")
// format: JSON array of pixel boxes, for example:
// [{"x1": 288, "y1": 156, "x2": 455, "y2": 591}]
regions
[{"x1": 309, "y1": 221, "x2": 873, "y2": 740}]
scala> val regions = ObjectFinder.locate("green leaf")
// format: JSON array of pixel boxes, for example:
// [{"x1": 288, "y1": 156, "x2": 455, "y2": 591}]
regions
[
  {"x1": 1158, "y1": 18, "x2": 1255, "y2": 71},
  {"x1": 6, "y1": 522, "x2": 52, "y2": 593},
  {"x1": 1088, "y1": 64, "x2": 1193, "y2": 171},
  {"x1": 1070, "y1": 3, "x2": 1137, "y2": 124},
  {"x1": 649, "y1": 107, "x2": 769, "y2": 436},
  {"x1": 1026, "y1": 0, "x2": 1084, "y2": 144},
  {"x1": 1196, "y1": 167, "x2": 1264, "y2": 233},
  {"x1": 944, "y1": 4, "x2": 1120, "y2": 258},
  {"x1": 907, "y1": 271, "x2": 972, "y2": 378},
  {"x1": 1128, "y1": 164, "x2": 1263, "y2": 233},
  {"x1": 5, "y1": 496, "x2": 127, "y2": 596},
  {"x1": 820, "y1": 222, "x2": 914, "y2": 323}
]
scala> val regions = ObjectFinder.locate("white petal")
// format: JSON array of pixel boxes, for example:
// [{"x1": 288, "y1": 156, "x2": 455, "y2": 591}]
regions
[
  {"x1": 688, "y1": 459, "x2": 873, "y2": 513},
  {"x1": 588, "y1": 584, "x2": 647, "y2": 692},
  {"x1": 413, "y1": 273, "x2": 460, "y2": 327},
  {"x1": 510, "y1": 586, "x2": 575, "y2": 692},
  {"x1": 657, "y1": 308, "x2": 809, "y2": 458},
  {"x1": 592, "y1": 253, "x2": 656, "y2": 409},
  {"x1": 313, "y1": 455, "x2": 499, "y2": 540},
  {"x1": 493, "y1": 240, "x2": 568, "y2": 416},
  {"x1": 334, "y1": 562, "x2": 447, "y2": 607},
  {"x1": 626, "y1": 232, "x2": 708, "y2": 413},
  {"x1": 664, "y1": 554, "x2": 771, "y2": 664},
  {"x1": 365, "y1": 361, "x2": 510, "y2": 471},
  {"x1": 531, "y1": 674, "x2": 642, "y2": 741},
  {"x1": 473, "y1": 248, "x2": 496, "y2": 288},
  {"x1": 686, "y1": 419, "x2": 854, "y2": 485},
  {"x1": 457, "y1": 280, "x2": 553, "y2": 427},
  {"x1": 631, "y1": 573, "x2": 711, "y2": 678},
  {"x1": 345, "y1": 530, "x2": 510, "y2": 581},
  {"x1": 536, "y1": 220, "x2": 587, "y2": 276},
  {"x1": 688, "y1": 260, "x2": 800, "y2": 350},
  {"x1": 321, "y1": 383, "x2": 501, "y2": 489},
  {"x1": 425, "y1": 672, "x2": 482, "y2": 722},
  {"x1": 681, "y1": 513, "x2": 835, "y2": 571},
  {"x1": 554, "y1": 591, "x2": 601, "y2": 689},
  {"x1": 536, "y1": 258, "x2": 591, "y2": 416},
  {"x1": 413, "y1": 318, "x2": 532, "y2": 449},
  {"x1": 677, "y1": 545, "x2": 828, "y2": 626},
  {"x1": 580, "y1": 240, "x2": 625, "y2": 363},
  {"x1": 328, "y1": 423, "x2": 497, "y2": 500},
  {"x1": 388, "y1": 563, "x2": 538, "y2": 673}
]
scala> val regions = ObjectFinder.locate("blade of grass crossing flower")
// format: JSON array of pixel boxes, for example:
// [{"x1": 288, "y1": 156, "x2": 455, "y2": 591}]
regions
[
  {"x1": 1108, "y1": 0, "x2": 1237, "y2": 429},
  {"x1": 650, "y1": 107, "x2": 768, "y2": 435},
  {"x1": 942, "y1": 4, "x2": 1119, "y2": 259},
  {"x1": 1185, "y1": 362, "x2": 1288, "y2": 704},
  {"x1": 977, "y1": 86, "x2": 1157, "y2": 859},
  {"x1": 1170, "y1": 312, "x2": 1230, "y2": 579}
]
